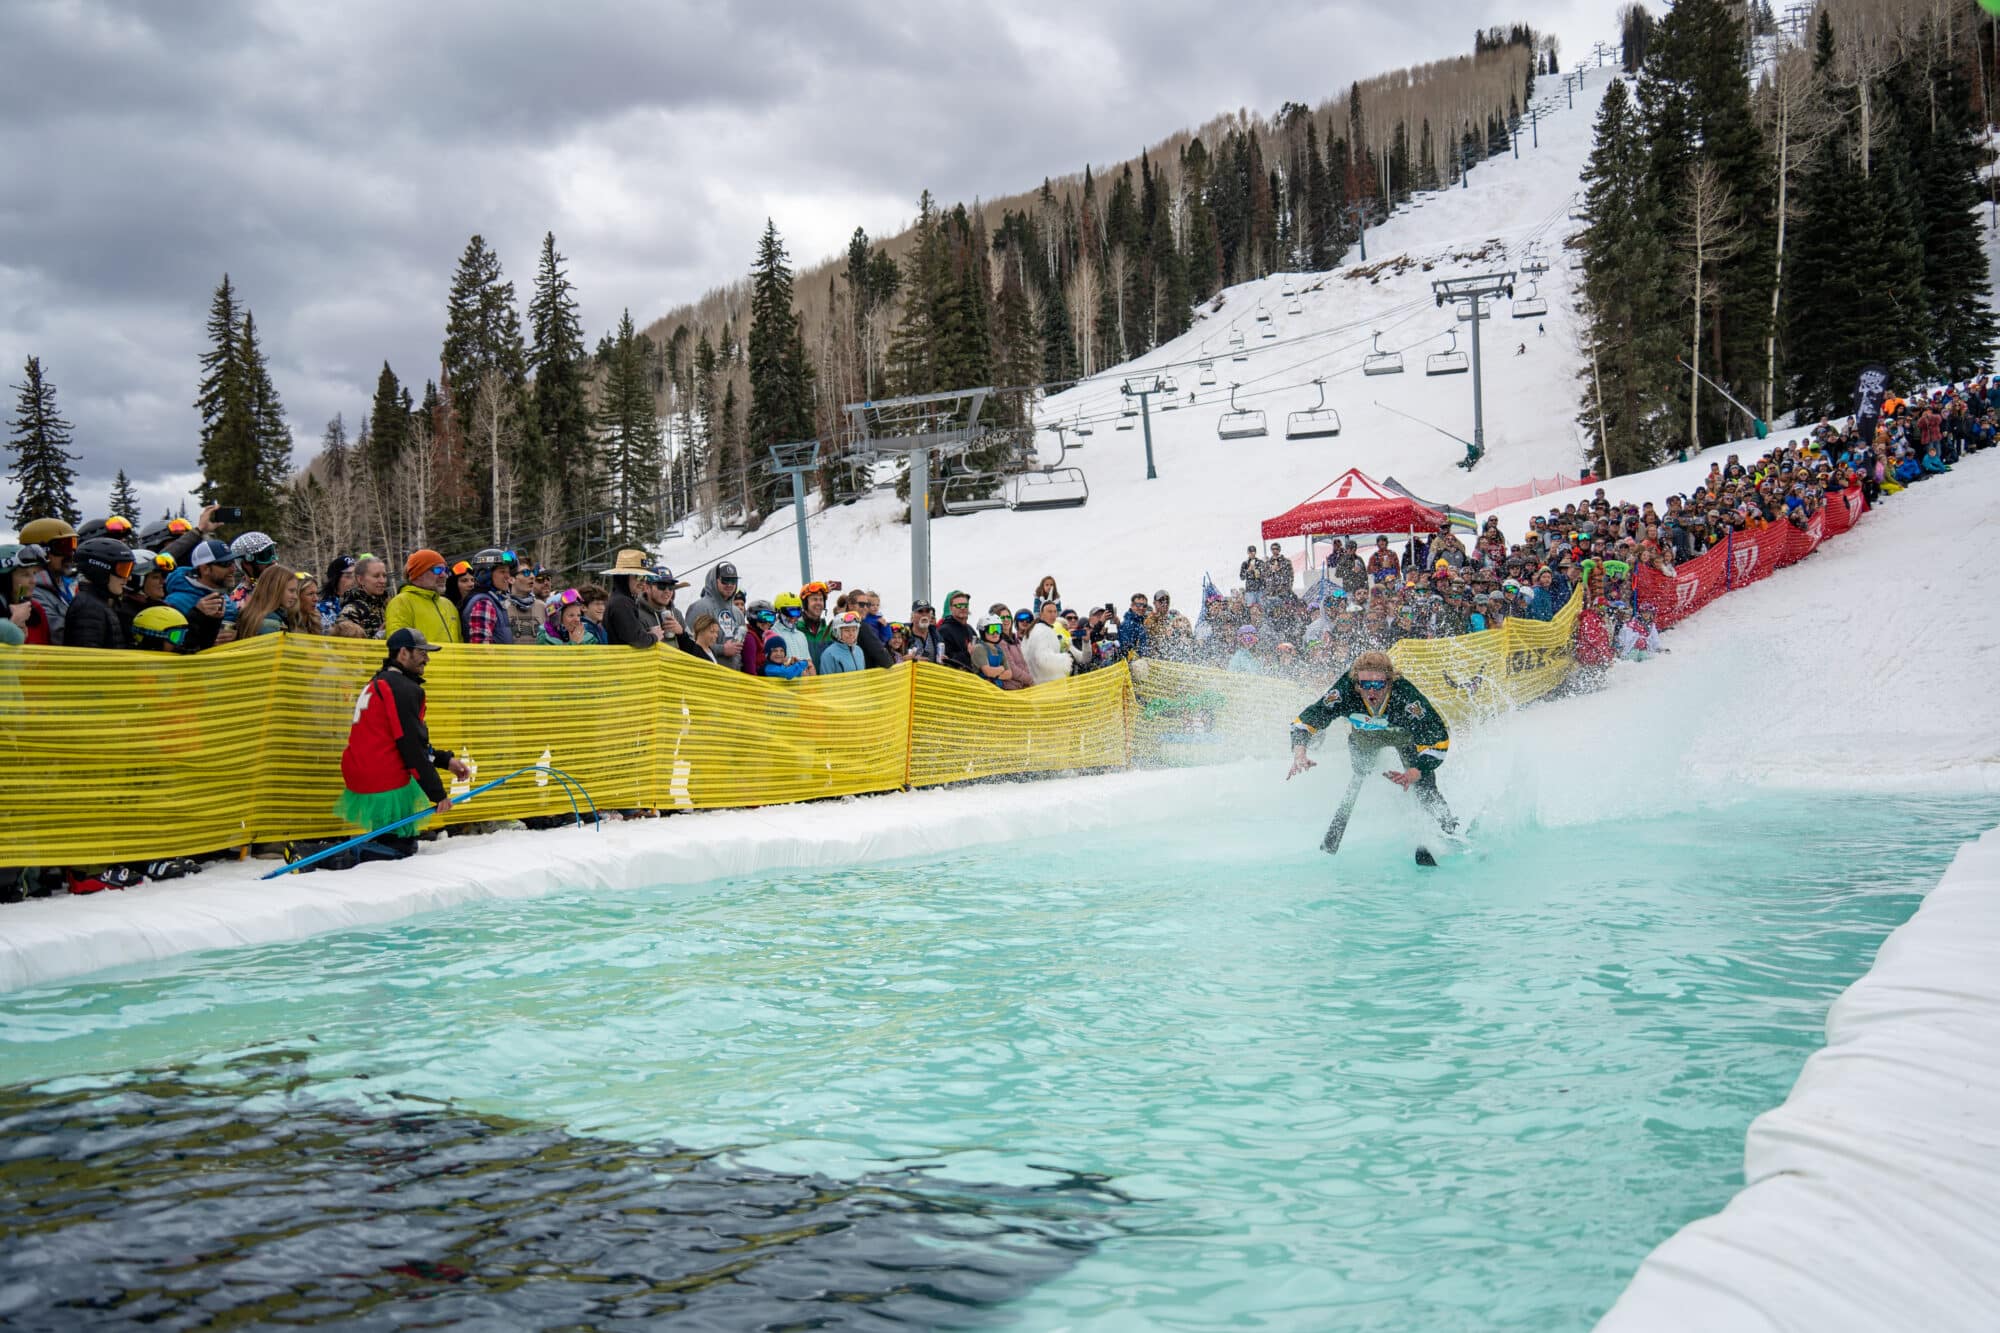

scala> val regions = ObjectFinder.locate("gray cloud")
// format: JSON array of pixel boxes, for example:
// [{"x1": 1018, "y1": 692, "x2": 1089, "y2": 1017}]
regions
[{"x1": 1, "y1": 0, "x2": 1610, "y2": 517}]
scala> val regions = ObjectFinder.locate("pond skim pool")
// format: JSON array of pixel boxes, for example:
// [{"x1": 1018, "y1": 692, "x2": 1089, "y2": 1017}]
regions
[{"x1": 3, "y1": 791, "x2": 1995, "y2": 1330}]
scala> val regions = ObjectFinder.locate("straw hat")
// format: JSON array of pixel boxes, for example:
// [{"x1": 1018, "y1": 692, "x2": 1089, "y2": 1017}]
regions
[{"x1": 608, "y1": 548, "x2": 651, "y2": 573}]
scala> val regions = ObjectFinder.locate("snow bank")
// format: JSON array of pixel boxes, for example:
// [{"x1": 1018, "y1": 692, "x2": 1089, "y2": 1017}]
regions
[
  {"x1": 0, "y1": 766, "x2": 1228, "y2": 994},
  {"x1": 1596, "y1": 821, "x2": 2000, "y2": 1333}
]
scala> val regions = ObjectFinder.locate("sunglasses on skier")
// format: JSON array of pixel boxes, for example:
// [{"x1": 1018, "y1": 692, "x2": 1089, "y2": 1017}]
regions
[{"x1": 1356, "y1": 677, "x2": 1390, "y2": 690}]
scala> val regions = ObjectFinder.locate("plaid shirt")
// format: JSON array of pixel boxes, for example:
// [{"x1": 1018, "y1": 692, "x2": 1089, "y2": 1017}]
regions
[{"x1": 465, "y1": 593, "x2": 503, "y2": 644}]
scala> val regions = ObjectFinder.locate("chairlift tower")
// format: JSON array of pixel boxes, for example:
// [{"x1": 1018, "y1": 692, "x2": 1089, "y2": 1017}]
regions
[
  {"x1": 843, "y1": 387, "x2": 990, "y2": 605},
  {"x1": 1429, "y1": 272, "x2": 1516, "y2": 470},
  {"x1": 767, "y1": 439, "x2": 821, "y2": 586},
  {"x1": 1121, "y1": 375, "x2": 1169, "y2": 480}
]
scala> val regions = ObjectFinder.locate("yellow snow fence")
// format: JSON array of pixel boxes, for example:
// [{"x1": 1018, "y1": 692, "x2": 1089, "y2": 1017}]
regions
[
  {"x1": 1, "y1": 636, "x2": 1133, "y2": 864},
  {"x1": 2, "y1": 591, "x2": 1578, "y2": 865}
]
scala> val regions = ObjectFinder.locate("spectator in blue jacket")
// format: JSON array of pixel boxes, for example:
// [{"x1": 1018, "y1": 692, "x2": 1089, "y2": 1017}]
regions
[
  {"x1": 1118, "y1": 592, "x2": 1152, "y2": 656},
  {"x1": 759, "y1": 634, "x2": 810, "y2": 679},
  {"x1": 817, "y1": 612, "x2": 869, "y2": 674},
  {"x1": 162, "y1": 538, "x2": 237, "y2": 652}
]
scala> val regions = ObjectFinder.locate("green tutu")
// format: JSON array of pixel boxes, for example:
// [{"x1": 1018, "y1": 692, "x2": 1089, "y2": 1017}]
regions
[{"x1": 335, "y1": 779, "x2": 431, "y2": 835}]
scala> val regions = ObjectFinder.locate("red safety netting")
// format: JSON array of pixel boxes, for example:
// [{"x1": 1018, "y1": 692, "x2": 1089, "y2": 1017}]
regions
[
  {"x1": 1633, "y1": 487, "x2": 1867, "y2": 627},
  {"x1": 1461, "y1": 472, "x2": 1599, "y2": 513}
]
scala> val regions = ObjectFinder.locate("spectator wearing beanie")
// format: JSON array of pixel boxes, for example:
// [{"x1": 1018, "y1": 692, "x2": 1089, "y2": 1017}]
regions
[{"x1": 384, "y1": 548, "x2": 464, "y2": 644}]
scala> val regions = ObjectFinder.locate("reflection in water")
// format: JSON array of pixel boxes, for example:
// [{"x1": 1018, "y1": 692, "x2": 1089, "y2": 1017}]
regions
[{"x1": 0, "y1": 1052, "x2": 1118, "y2": 1330}]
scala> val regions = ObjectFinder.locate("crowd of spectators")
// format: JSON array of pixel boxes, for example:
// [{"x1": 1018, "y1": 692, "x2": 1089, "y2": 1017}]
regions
[{"x1": 2, "y1": 376, "x2": 1985, "y2": 898}]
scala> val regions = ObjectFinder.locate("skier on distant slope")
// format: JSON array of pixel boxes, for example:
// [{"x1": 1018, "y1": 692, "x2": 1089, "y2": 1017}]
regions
[{"x1": 1285, "y1": 650, "x2": 1458, "y2": 862}]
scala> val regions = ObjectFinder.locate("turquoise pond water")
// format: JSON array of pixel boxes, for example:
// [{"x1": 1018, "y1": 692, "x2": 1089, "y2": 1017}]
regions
[{"x1": 3, "y1": 792, "x2": 1997, "y2": 1330}]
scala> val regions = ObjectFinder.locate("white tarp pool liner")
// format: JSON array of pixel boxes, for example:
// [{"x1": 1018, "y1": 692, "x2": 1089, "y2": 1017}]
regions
[{"x1": 1598, "y1": 823, "x2": 2000, "y2": 1331}]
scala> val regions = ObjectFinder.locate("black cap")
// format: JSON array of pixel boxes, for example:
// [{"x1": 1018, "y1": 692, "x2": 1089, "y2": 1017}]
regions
[
  {"x1": 386, "y1": 628, "x2": 440, "y2": 654},
  {"x1": 716, "y1": 562, "x2": 739, "y2": 581}
]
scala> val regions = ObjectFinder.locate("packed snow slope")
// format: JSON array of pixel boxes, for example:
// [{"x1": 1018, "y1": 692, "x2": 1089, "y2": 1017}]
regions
[{"x1": 660, "y1": 71, "x2": 1613, "y2": 610}]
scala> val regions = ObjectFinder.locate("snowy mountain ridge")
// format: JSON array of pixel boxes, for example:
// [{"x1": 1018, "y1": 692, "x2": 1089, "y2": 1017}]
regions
[{"x1": 657, "y1": 64, "x2": 1621, "y2": 613}]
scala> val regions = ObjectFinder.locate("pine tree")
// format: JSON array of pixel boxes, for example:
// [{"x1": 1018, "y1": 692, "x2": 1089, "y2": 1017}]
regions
[
  {"x1": 367, "y1": 363, "x2": 408, "y2": 475},
  {"x1": 746, "y1": 219, "x2": 815, "y2": 515},
  {"x1": 1783, "y1": 87, "x2": 1926, "y2": 416},
  {"x1": 596, "y1": 310, "x2": 665, "y2": 539},
  {"x1": 1577, "y1": 78, "x2": 1677, "y2": 474},
  {"x1": 1638, "y1": 0, "x2": 1773, "y2": 443},
  {"x1": 194, "y1": 275, "x2": 258, "y2": 516},
  {"x1": 528, "y1": 231, "x2": 593, "y2": 549},
  {"x1": 7, "y1": 355, "x2": 80, "y2": 527},
  {"x1": 1305, "y1": 121, "x2": 1336, "y2": 268},
  {"x1": 440, "y1": 234, "x2": 529, "y2": 526},
  {"x1": 1892, "y1": 55, "x2": 1998, "y2": 381},
  {"x1": 107, "y1": 469, "x2": 140, "y2": 521},
  {"x1": 241, "y1": 311, "x2": 293, "y2": 533}
]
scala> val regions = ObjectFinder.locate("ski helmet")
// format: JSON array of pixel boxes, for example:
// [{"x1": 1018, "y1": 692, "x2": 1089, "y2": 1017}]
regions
[
  {"x1": 18, "y1": 517, "x2": 77, "y2": 552},
  {"x1": 131, "y1": 605, "x2": 190, "y2": 651},
  {"x1": 773, "y1": 590, "x2": 802, "y2": 614},
  {"x1": 230, "y1": 531, "x2": 277, "y2": 566},
  {"x1": 747, "y1": 598, "x2": 776, "y2": 625},
  {"x1": 976, "y1": 614, "x2": 1004, "y2": 635},
  {"x1": 0, "y1": 543, "x2": 40, "y2": 574},
  {"x1": 78, "y1": 516, "x2": 135, "y2": 543},
  {"x1": 470, "y1": 547, "x2": 518, "y2": 571},
  {"x1": 74, "y1": 537, "x2": 135, "y2": 587},
  {"x1": 139, "y1": 516, "x2": 193, "y2": 549}
]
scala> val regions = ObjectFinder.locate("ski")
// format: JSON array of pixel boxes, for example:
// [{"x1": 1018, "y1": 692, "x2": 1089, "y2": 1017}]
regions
[{"x1": 1320, "y1": 772, "x2": 1369, "y2": 855}]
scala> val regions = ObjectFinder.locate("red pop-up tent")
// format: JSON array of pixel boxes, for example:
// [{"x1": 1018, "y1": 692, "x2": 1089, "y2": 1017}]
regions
[{"x1": 1260, "y1": 467, "x2": 1444, "y2": 539}]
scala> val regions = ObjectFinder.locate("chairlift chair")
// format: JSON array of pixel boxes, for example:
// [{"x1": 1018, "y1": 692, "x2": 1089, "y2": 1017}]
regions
[
  {"x1": 1216, "y1": 384, "x2": 1268, "y2": 440},
  {"x1": 1523, "y1": 256, "x2": 1550, "y2": 275},
  {"x1": 1285, "y1": 379, "x2": 1342, "y2": 440},
  {"x1": 1261, "y1": 326, "x2": 1277, "y2": 339},
  {"x1": 1073, "y1": 413, "x2": 1093, "y2": 439},
  {"x1": 1427, "y1": 329, "x2": 1469, "y2": 376},
  {"x1": 1287, "y1": 300, "x2": 1303, "y2": 316},
  {"x1": 1199, "y1": 359, "x2": 1217, "y2": 386},
  {"x1": 1008, "y1": 467, "x2": 1089, "y2": 511},
  {"x1": 1255, "y1": 308, "x2": 1272, "y2": 323},
  {"x1": 1362, "y1": 331, "x2": 1404, "y2": 376},
  {"x1": 1229, "y1": 331, "x2": 1246, "y2": 348},
  {"x1": 939, "y1": 458, "x2": 1010, "y2": 515},
  {"x1": 1511, "y1": 281, "x2": 1548, "y2": 319}
]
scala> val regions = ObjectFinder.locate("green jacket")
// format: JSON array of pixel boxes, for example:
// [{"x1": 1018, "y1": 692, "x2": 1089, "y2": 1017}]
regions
[
  {"x1": 384, "y1": 585, "x2": 465, "y2": 644},
  {"x1": 1290, "y1": 672, "x2": 1451, "y2": 771}
]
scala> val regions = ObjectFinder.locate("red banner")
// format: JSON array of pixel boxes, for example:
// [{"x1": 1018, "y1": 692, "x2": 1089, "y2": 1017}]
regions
[{"x1": 1633, "y1": 488, "x2": 1861, "y2": 628}]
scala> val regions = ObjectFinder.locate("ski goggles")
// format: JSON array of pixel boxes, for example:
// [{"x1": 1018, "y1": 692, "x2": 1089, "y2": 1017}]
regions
[
  {"x1": 1355, "y1": 677, "x2": 1391, "y2": 690},
  {"x1": 449, "y1": 560, "x2": 472, "y2": 576},
  {"x1": 147, "y1": 625, "x2": 189, "y2": 648},
  {"x1": 110, "y1": 560, "x2": 135, "y2": 579},
  {"x1": 140, "y1": 552, "x2": 176, "y2": 575},
  {"x1": 553, "y1": 588, "x2": 581, "y2": 607}
]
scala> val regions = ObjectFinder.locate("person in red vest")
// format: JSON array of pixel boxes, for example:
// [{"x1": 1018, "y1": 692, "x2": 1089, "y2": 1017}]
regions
[{"x1": 286, "y1": 627, "x2": 469, "y2": 870}]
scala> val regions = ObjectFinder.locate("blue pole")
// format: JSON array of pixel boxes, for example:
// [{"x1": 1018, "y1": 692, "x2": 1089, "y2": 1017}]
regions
[{"x1": 262, "y1": 765, "x2": 597, "y2": 879}]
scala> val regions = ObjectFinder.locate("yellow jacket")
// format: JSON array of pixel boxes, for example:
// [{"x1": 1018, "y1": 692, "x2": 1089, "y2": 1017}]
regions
[{"x1": 384, "y1": 585, "x2": 464, "y2": 644}]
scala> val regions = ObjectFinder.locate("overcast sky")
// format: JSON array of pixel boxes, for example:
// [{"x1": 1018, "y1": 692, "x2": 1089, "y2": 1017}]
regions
[{"x1": 0, "y1": 0, "x2": 1612, "y2": 523}]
